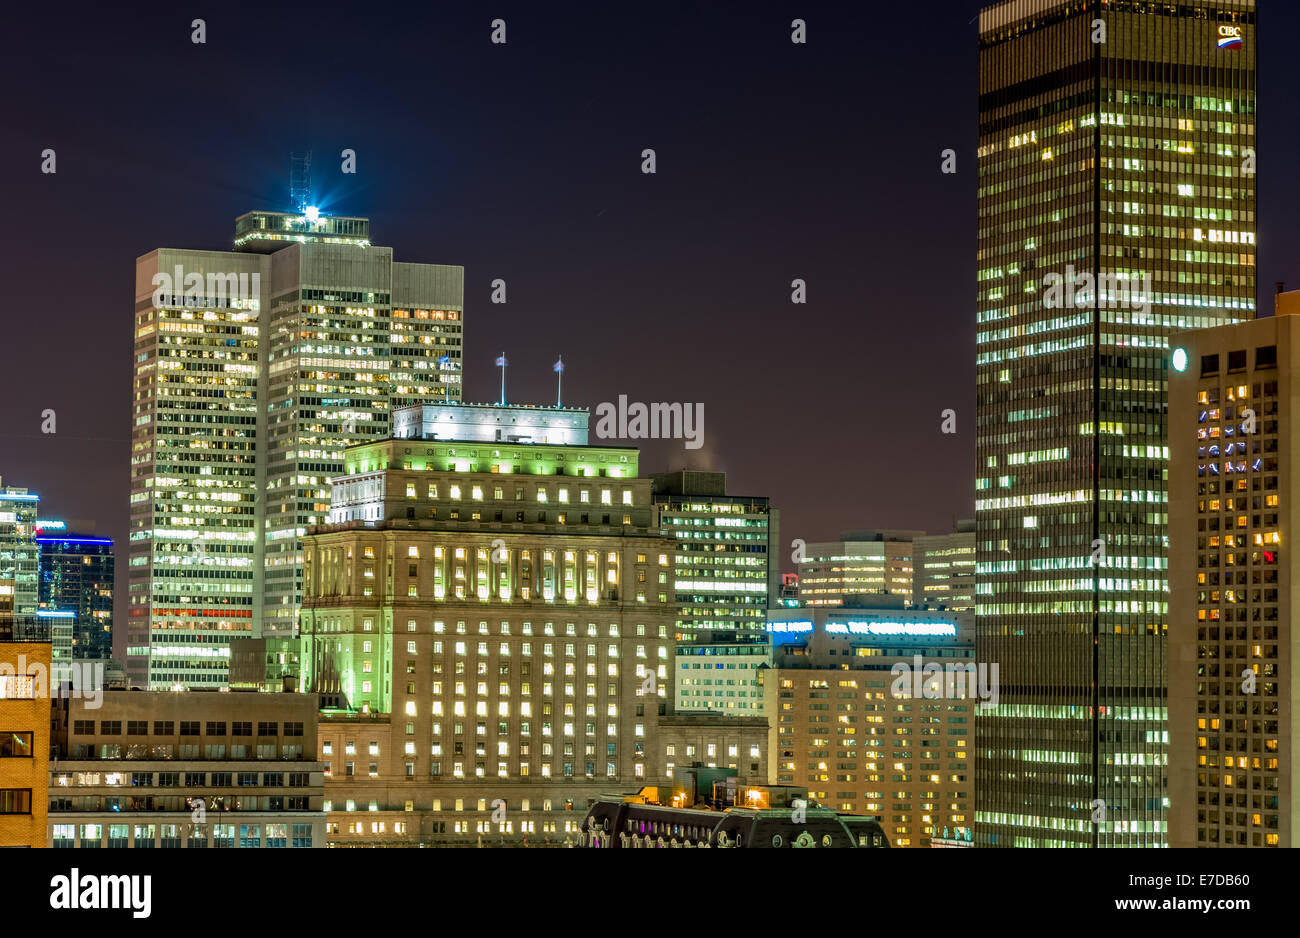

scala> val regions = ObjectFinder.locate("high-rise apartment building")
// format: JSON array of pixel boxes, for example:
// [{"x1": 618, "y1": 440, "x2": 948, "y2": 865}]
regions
[
  {"x1": 798, "y1": 530, "x2": 921, "y2": 607},
  {"x1": 914, "y1": 521, "x2": 976, "y2": 613},
  {"x1": 975, "y1": 0, "x2": 1256, "y2": 846},
  {"x1": 37, "y1": 526, "x2": 114, "y2": 660},
  {"x1": 1168, "y1": 304, "x2": 1293, "y2": 847},
  {"x1": 299, "y1": 403, "x2": 768, "y2": 845},
  {"x1": 0, "y1": 479, "x2": 39, "y2": 642},
  {"x1": 129, "y1": 208, "x2": 463, "y2": 689}
]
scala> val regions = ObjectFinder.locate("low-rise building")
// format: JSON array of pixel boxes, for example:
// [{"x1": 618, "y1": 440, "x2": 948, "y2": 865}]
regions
[{"x1": 46, "y1": 690, "x2": 325, "y2": 847}]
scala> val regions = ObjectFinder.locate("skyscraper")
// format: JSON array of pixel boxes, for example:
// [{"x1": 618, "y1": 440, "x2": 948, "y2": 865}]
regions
[
  {"x1": 129, "y1": 208, "x2": 463, "y2": 689},
  {"x1": 650, "y1": 470, "x2": 777, "y2": 716},
  {"x1": 0, "y1": 479, "x2": 39, "y2": 643},
  {"x1": 975, "y1": 0, "x2": 1256, "y2": 846},
  {"x1": 1167, "y1": 301, "x2": 1292, "y2": 847},
  {"x1": 36, "y1": 525, "x2": 114, "y2": 660}
]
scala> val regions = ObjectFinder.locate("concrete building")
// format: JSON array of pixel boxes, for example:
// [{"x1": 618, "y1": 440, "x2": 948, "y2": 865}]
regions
[
  {"x1": 763, "y1": 605, "x2": 976, "y2": 848},
  {"x1": 299, "y1": 402, "x2": 768, "y2": 845},
  {"x1": 37, "y1": 527, "x2": 114, "y2": 660},
  {"x1": 129, "y1": 207, "x2": 464, "y2": 688},
  {"x1": 798, "y1": 530, "x2": 922, "y2": 607},
  {"x1": 0, "y1": 479, "x2": 39, "y2": 643},
  {"x1": 1168, "y1": 304, "x2": 1293, "y2": 847},
  {"x1": 913, "y1": 521, "x2": 976, "y2": 613},
  {"x1": 975, "y1": 0, "x2": 1256, "y2": 847},
  {"x1": 0, "y1": 641, "x2": 51, "y2": 847},
  {"x1": 47, "y1": 690, "x2": 325, "y2": 847}
]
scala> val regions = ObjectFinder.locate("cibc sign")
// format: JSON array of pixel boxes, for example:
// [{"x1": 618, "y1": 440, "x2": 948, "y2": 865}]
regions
[{"x1": 1217, "y1": 24, "x2": 1243, "y2": 50}]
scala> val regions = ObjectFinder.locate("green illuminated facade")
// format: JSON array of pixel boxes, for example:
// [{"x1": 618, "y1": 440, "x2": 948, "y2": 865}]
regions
[{"x1": 975, "y1": 0, "x2": 1256, "y2": 847}]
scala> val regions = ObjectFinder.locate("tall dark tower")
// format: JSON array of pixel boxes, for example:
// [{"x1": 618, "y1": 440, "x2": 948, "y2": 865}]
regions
[{"x1": 974, "y1": 0, "x2": 1256, "y2": 847}]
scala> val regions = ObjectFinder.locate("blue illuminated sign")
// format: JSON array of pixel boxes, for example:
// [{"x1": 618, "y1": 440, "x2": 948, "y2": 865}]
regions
[{"x1": 765, "y1": 621, "x2": 814, "y2": 634}]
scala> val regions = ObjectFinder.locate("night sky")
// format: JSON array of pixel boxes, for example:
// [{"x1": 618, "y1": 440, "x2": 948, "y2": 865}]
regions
[{"x1": 2, "y1": 1, "x2": 1295, "y2": 643}]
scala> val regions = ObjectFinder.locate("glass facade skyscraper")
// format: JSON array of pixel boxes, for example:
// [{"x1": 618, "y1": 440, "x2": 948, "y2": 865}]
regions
[
  {"x1": 36, "y1": 528, "x2": 114, "y2": 660},
  {"x1": 0, "y1": 478, "x2": 39, "y2": 643},
  {"x1": 975, "y1": 0, "x2": 1256, "y2": 846}
]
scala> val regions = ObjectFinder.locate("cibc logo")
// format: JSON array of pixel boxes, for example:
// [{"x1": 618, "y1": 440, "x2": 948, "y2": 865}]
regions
[{"x1": 1217, "y1": 25, "x2": 1243, "y2": 50}]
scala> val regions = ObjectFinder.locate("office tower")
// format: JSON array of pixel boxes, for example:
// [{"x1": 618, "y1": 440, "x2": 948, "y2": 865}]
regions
[
  {"x1": 650, "y1": 470, "x2": 777, "y2": 716},
  {"x1": 48, "y1": 690, "x2": 325, "y2": 848},
  {"x1": 129, "y1": 208, "x2": 463, "y2": 689},
  {"x1": 975, "y1": 0, "x2": 1256, "y2": 847},
  {"x1": 650, "y1": 470, "x2": 779, "y2": 641},
  {"x1": 1168, "y1": 303, "x2": 1294, "y2": 847},
  {"x1": 0, "y1": 640, "x2": 51, "y2": 847},
  {"x1": 300, "y1": 402, "x2": 767, "y2": 846},
  {"x1": 37, "y1": 525, "x2": 114, "y2": 660},
  {"x1": 914, "y1": 520, "x2": 976, "y2": 613},
  {"x1": 797, "y1": 530, "x2": 921, "y2": 607},
  {"x1": 0, "y1": 479, "x2": 39, "y2": 642},
  {"x1": 763, "y1": 605, "x2": 975, "y2": 847}
]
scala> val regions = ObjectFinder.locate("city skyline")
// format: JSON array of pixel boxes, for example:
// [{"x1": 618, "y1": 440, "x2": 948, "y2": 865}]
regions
[
  {"x1": 0, "y1": 0, "x2": 1298, "y2": 870},
  {"x1": 8, "y1": 3, "x2": 1300, "y2": 652}
]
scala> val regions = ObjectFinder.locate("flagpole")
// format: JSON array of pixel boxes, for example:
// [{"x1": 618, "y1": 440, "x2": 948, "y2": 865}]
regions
[
  {"x1": 556, "y1": 356, "x2": 563, "y2": 407},
  {"x1": 499, "y1": 353, "x2": 506, "y2": 405}
]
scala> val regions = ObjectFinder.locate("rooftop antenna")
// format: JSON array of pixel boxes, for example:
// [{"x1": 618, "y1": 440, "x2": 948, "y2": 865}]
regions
[{"x1": 290, "y1": 151, "x2": 313, "y2": 214}]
